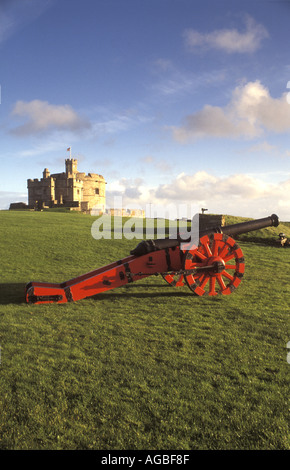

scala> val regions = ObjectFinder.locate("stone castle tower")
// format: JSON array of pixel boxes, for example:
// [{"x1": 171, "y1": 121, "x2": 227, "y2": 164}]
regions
[
  {"x1": 65, "y1": 158, "x2": 78, "y2": 177},
  {"x1": 27, "y1": 158, "x2": 106, "y2": 212}
]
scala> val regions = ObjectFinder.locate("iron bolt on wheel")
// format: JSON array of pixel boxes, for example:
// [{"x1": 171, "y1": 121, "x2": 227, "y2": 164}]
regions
[
  {"x1": 183, "y1": 233, "x2": 245, "y2": 296},
  {"x1": 162, "y1": 273, "x2": 185, "y2": 287}
]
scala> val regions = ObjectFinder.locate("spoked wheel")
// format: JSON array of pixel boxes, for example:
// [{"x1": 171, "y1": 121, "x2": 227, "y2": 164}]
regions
[
  {"x1": 183, "y1": 233, "x2": 245, "y2": 296},
  {"x1": 162, "y1": 273, "x2": 185, "y2": 287}
]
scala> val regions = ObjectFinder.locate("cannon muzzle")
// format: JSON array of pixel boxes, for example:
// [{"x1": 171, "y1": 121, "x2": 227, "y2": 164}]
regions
[{"x1": 130, "y1": 214, "x2": 279, "y2": 256}]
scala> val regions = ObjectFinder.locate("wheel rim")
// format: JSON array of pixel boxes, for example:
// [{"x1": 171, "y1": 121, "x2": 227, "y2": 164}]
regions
[
  {"x1": 183, "y1": 233, "x2": 245, "y2": 296},
  {"x1": 162, "y1": 273, "x2": 185, "y2": 287}
]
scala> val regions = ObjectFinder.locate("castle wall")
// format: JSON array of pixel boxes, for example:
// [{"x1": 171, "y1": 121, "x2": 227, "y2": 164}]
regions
[
  {"x1": 81, "y1": 174, "x2": 106, "y2": 211},
  {"x1": 27, "y1": 177, "x2": 55, "y2": 207}
]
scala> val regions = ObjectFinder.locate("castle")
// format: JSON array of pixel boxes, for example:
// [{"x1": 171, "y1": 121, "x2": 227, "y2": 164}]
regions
[{"x1": 27, "y1": 158, "x2": 106, "y2": 212}]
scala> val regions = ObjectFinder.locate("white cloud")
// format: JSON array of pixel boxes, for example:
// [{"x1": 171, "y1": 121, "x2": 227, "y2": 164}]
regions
[
  {"x1": 155, "y1": 171, "x2": 274, "y2": 201},
  {"x1": 172, "y1": 81, "x2": 290, "y2": 142},
  {"x1": 183, "y1": 16, "x2": 269, "y2": 54},
  {"x1": 10, "y1": 100, "x2": 91, "y2": 136}
]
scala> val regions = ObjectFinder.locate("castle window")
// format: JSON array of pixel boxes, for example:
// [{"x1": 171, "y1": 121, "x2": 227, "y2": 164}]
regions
[{"x1": 95, "y1": 188, "x2": 99, "y2": 195}]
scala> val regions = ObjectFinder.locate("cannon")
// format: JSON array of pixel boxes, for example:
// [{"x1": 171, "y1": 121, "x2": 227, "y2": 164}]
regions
[{"x1": 25, "y1": 214, "x2": 279, "y2": 304}]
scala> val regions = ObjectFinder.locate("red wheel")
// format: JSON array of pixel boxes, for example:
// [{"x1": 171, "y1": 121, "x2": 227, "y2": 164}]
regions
[
  {"x1": 183, "y1": 233, "x2": 245, "y2": 296},
  {"x1": 162, "y1": 273, "x2": 185, "y2": 287}
]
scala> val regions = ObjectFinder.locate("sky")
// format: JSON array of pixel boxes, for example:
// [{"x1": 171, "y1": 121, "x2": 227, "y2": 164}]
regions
[{"x1": 1, "y1": 0, "x2": 290, "y2": 220}]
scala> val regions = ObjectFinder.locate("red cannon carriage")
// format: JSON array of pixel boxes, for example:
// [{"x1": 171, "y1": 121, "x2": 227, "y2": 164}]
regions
[{"x1": 25, "y1": 214, "x2": 279, "y2": 304}]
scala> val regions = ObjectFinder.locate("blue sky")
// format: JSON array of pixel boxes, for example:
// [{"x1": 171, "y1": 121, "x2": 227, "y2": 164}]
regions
[{"x1": 1, "y1": 0, "x2": 290, "y2": 219}]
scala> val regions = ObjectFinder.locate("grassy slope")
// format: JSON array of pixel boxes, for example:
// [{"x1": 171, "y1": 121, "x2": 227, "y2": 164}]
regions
[
  {"x1": 224, "y1": 214, "x2": 290, "y2": 243},
  {"x1": 0, "y1": 210, "x2": 289, "y2": 450}
]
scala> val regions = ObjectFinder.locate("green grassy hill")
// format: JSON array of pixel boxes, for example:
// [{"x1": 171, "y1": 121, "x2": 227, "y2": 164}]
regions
[
  {"x1": 223, "y1": 214, "x2": 290, "y2": 244},
  {"x1": 0, "y1": 210, "x2": 289, "y2": 450}
]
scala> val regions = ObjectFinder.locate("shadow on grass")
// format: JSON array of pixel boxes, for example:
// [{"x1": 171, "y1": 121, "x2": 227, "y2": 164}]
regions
[
  {"x1": 0, "y1": 281, "x2": 224, "y2": 304},
  {"x1": 91, "y1": 283, "x2": 196, "y2": 301},
  {"x1": 94, "y1": 291, "x2": 192, "y2": 300},
  {"x1": 0, "y1": 281, "x2": 190, "y2": 305},
  {"x1": 0, "y1": 283, "x2": 27, "y2": 304},
  {"x1": 92, "y1": 283, "x2": 225, "y2": 301}
]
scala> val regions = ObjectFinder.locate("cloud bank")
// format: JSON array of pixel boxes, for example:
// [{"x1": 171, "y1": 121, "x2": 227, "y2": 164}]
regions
[
  {"x1": 172, "y1": 81, "x2": 290, "y2": 142},
  {"x1": 106, "y1": 170, "x2": 290, "y2": 220}
]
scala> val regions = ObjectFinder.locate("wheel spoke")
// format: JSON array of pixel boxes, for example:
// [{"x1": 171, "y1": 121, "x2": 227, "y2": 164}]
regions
[
  {"x1": 222, "y1": 271, "x2": 234, "y2": 281},
  {"x1": 223, "y1": 252, "x2": 235, "y2": 262},
  {"x1": 209, "y1": 277, "x2": 217, "y2": 295},
  {"x1": 203, "y1": 241, "x2": 212, "y2": 257},
  {"x1": 225, "y1": 264, "x2": 236, "y2": 269},
  {"x1": 218, "y1": 244, "x2": 230, "y2": 259},
  {"x1": 194, "y1": 251, "x2": 207, "y2": 261},
  {"x1": 216, "y1": 274, "x2": 227, "y2": 290},
  {"x1": 199, "y1": 275, "x2": 210, "y2": 289},
  {"x1": 213, "y1": 239, "x2": 219, "y2": 256}
]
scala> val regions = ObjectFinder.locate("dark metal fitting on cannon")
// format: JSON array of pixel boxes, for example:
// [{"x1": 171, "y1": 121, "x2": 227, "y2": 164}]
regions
[{"x1": 271, "y1": 214, "x2": 279, "y2": 227}]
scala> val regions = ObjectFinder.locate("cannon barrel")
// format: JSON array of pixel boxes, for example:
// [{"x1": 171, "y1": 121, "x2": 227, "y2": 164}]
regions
[
  {"x1": 130, "y1": 214, "x2": 279, "y2": 256},
  {"x1": 216, "y1": 213, "x2": 279, "y2": 238}
]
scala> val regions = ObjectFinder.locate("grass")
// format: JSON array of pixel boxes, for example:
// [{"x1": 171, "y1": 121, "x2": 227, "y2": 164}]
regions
[{"x1": 0, "y1": 210, "x2": 289, "y2": 450}]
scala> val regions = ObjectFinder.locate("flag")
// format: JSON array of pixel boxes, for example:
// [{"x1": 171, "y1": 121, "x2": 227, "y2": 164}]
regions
[{"x1": 67, "y1": 147, "x2": 71, "y2": 151}]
